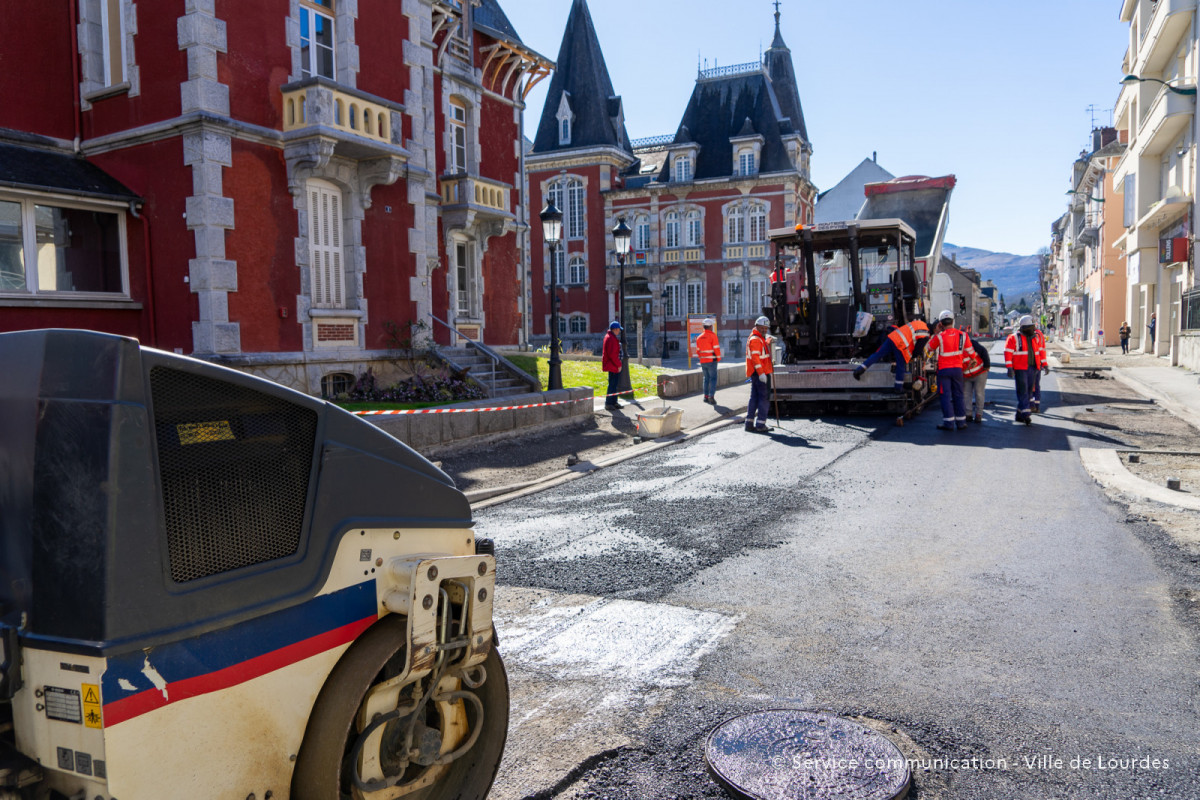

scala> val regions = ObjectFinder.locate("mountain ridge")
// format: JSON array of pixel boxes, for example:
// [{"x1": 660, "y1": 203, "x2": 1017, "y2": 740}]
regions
[{"x1": 943, "y1": 243, "x2": 1041, "y2": 305}]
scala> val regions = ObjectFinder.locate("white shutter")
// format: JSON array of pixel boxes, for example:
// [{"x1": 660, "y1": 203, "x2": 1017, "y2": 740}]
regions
[{"x1": 309, "y1": 180, "x2": 344, "y2": 309}]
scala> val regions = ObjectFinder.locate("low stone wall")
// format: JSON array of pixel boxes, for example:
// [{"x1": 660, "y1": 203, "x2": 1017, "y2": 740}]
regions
[
  {"x1": 366, "y1": 387, "x2": 594, "y2": 455},
  {"x1": 1173, "y1": 332, "x2": 1200, "y2": 370},
  {"x1": 657, "y1": 363, "x2": 745, "y2": 398}
]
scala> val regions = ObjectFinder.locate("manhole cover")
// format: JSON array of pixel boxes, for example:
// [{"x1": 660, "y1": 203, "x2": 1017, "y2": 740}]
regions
[{"x1": 705, "y1": 710, "x2": 910, "y2": 800}]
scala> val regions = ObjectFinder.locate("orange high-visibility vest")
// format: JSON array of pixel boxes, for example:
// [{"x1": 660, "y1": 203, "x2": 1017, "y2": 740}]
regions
[
  {"x1": 927, "y1": 328, "x2": 966, "y2": 370},
  {"x1": 962, "y1": 340, "x2": 986, "y2": 378},
  {"x1": 745, "y1": 330, "x2": 774, "y2": 377},
  {"x1": 1004, "y1": 332, "x2": 1046, "y2": 370},
  {"x1": 696, "y1": 329, "x2": 722, "y2": 363},
  {"x1": 886, "y1": 320, "x2": 930, "y2": 363}
]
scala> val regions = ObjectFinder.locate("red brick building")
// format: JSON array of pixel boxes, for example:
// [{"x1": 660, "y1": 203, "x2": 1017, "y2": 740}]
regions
[
  {"x1": 525, "y1": 0, "x2": 817, "y2": 357},
  {"x1": 0, "y1": 0, "x2": 550, "y2": 395}
]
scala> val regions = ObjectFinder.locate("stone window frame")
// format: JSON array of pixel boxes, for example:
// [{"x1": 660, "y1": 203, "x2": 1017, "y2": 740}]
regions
[
  {"x1": 288, "y1": 0, "x2": 359, "y2": 88},
  {"x1": 632, "y1": 213, "x2": 651, "y2": 251},
  {"x1": 556, "y1": 93, "x2": 575, "y2": 146},
  {"x1": 685, "y1": 208, "x2": 704, "y2": 247},
  {"x1": 568, "y1": 314, "x2": 588, "y2": 334},
  {"x1": 78, "y1": 0, "x2": 140, "y2": 107},
  {"x1": 568, "y1": 254, "x2": 587, "y2": 286},
  {"x1": 543, "y1": 174, "x2": 587, "y2": 241},
  {"x1": 448, "y1": 98, "x2": 469, "y2": 173},
  {"x1": 663, "y1": 282, "x2": 681, "y2": 318},
  {"x1": 686, "y1": 279, "x2": 704, "y2": 316},
  {"x1": 663, "y1": 209, "x2": 681, "y2": 249}
]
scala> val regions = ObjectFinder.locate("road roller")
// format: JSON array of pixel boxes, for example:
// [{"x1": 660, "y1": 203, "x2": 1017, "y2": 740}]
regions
[{"x1": 0, "y1": 329, "x2": 507, "y2": 799}]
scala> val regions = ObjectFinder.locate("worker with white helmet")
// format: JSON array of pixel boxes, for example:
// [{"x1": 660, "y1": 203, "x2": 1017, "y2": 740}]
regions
[
  {"x1": 925, "y1": 309, "x2": 969, "y2": 430},
  {"x1": 696, "y1": 317, "x2": 722, "y2": 404},
  {"x1": 1004, "y1": 314, "x2": 1048, "y2": 424},
  {"x1": 744, "y1": 315, "x2": 774, "y2": 433}
]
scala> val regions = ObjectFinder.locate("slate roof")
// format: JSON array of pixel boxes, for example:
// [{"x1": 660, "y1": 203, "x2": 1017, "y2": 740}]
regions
[
  {"x1": 658, "y1": 70, "x2": 793, "y2": 182},
  {"x1": 531, "y1": 0, "x2": 630, "y2": 155},
  {"x1": 763, "y1": 13, "x2": 808, "y2": 142},
  {"x1": 474, "y1": 0, "x2": 524, "y2": 47},
  {"x1": 0, "y1": 140, "x2": 138, "y2": 202},
  {"x1": 814, "y1": 157, "x2": 895, "y2": 223}
]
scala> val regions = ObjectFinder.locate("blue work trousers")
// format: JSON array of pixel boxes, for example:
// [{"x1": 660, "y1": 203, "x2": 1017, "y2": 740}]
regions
[
  {"x1": 747, "y1": 375, "x2": 771, "y2": 426},
  {"x1": 862, "y1": 339, "x2": 907, "y2": 389},
  {"x1": 701, "y1": 361, "x2": 718, "y2": 398},
  {"x1": 1013, "y1": 368, "x2": 1037, "y2": 419},
  {"x1": 605, "y1": 371, "x2": 620, "y2": 405},
  {"x1": 937, "y1": 368, "x2": 966, "y2": 425}
]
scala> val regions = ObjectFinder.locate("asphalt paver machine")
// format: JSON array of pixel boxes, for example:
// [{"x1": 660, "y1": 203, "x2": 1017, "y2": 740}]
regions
[
  {"x1": 763, "y1": 175, "x2": 956, "y2": 419},
  {"x1": 0, "y1": 329, "x2": 506, "y2": 799}
]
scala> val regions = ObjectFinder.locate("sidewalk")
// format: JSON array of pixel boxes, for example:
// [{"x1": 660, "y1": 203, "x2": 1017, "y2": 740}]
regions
[{"x1": 1053, "y1": 338, "x2": 1200, "y2": 433}]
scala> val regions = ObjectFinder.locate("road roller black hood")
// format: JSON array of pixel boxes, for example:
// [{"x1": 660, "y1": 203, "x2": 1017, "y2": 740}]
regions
[{"x1": 0, "y1": 329, "x2": 471, "y2": 652}]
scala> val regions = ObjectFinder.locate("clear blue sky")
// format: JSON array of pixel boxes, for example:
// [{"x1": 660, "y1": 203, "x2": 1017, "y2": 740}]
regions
[{"x1": 505, "y1": 0, "x2": 1130, "y2": 257}]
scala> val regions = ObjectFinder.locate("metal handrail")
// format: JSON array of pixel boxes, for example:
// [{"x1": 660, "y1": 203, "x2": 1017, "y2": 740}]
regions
[{"x1": 427, "y1": 313, "x2": 540, "y2": 395}]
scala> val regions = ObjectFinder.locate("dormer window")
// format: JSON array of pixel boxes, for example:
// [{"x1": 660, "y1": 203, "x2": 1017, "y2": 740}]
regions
[
  {"x1": 556, "y1": 93, "x2": 575, "y2": 146},
  {"x1": 674, "y1": 156, "x2": 693, "y2": 183},
  {"x1": 738, "y1": 149, "x2": 756, "y2": 176}
]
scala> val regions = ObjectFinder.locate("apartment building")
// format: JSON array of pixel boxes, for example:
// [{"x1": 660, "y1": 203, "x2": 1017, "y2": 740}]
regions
[{"x1": 1111, "y1": 0, "x2": 1197, "y2": 359}]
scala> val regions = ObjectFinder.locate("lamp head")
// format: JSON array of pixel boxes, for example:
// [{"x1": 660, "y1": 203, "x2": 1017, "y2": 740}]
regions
[
  {"x1": 540, "y1": 200, "x2": 563, "y2": 245},
  {"x1": 612, "y1": 217, "x2": 632, "y2": 256}
]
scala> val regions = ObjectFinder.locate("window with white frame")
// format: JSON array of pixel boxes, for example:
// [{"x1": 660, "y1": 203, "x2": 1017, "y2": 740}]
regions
[
  {"x1": 664, "y1": 211, "x2": 681, "y2": 248},
  {"x1": 726, "y1": 208, "x2": 745, "y2": 244},
  {"x1": 449, "y1": 99, "x2": 468, "y2": 173},
  {"x1": 0, "y1": 195, "x2": 127, "y2": 295},
  {"x1": 725, "y1": 281, "x2": 740, "y2": 315},
  {"x1": 307, "y1": 179, "x2": 344, "y2": 308},
  {"x1": 300, "y1": 0, "x2": 336, "y2": 80},
  {"x1": 568, "y1": 255, "x2": 586, "y2": 285},
  {"x1": 101, "y1": 0, "x2": 127, "y2": 87},
  {"x1": 634, "y1": 215, "x2": 651, "y2": 251},
  {"x1": 686, "y1": 281, "x2": 703, "y2": 315},
  {"x1": 561, "y1": 118, "x2": 571, "y2": 145},
  {"x1": 738, "y1": 149, "x2": 756, "y2": 176},
  {"x1": 455, "y1": 241, "x2": 472, "y2": 313},
  {"x1": 686, "y1": 210, "x2": 702, "y2": 247},
  {"x1": 566, "y1": 179, "x2": 585, "y2": 238},
  {"x1": 750, "y1": 278, "x2": 766, "y2": 313},
  {"x1": 569, "y1": 315, "x2": 587, "y2": 333},
  {"x1": 663, "y1": 283, "x2": 680, "y2": 317},
  {"x1": 674, "y1": 155, "x2": 692, "y2": 183},
  {"x1": 556, "y1": 94, "x2": 574, "y2": 146},
  {"x1": 749, "y1": 204, "x2": 767, "y2": 241}
]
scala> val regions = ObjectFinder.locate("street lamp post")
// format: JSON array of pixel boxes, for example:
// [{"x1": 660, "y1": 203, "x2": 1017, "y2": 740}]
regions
[
  {"x1": 660, "y1": 288, "x2": 670, "y2": 361},
  {"x1": 1121, "y1": 74, "x2": 1198, "y2": 96},
  {"x1": 731, "y1": 284, "x2": 742, "y2": 357},
  {"x1": 612, "y1": 218, "x2": 633, "y2": 396},
  {"x1": 540, "y1": 199, "x2": 564, "y2": 391}
]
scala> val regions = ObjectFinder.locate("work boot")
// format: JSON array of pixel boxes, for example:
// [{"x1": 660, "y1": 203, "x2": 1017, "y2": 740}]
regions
[
  {"x1": 1031, "y1": 402, "x2": 1040, "y2": 414},
  {"x1": 973, "y1": 413, "x2": 983, "y2": 423},
  {"x1": 936, "y1": 424, "x2": 955, "y2": 431},
  {"x1": 744, "y1": 424, "x2": 756, "y2": 432},
  {"x1": 956, "y1": 422, "x2": 968, "y2": 430},
  {"x1": 754, "y1": 425, "x2": 772, "y2": 433}
]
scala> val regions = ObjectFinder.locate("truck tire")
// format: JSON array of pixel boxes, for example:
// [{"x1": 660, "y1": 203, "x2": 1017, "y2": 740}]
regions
[{"x1": 291, "y1": 614, "x2": 509, "y2": 800}]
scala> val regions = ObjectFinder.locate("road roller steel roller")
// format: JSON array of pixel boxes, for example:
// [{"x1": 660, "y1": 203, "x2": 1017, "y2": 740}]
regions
[{"x1": 0, "y1": 329, "x2": 507, "y2": 799}]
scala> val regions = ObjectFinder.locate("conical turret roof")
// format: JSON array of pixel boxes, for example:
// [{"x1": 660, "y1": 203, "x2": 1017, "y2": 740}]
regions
[{"x1": 531, "y1": 0, "x2": 631, "y2": 154}]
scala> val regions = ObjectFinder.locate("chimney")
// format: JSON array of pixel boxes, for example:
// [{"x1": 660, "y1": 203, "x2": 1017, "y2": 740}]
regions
[{"x1": 872, "y1": 151, "x2": 877, "y2": 163}]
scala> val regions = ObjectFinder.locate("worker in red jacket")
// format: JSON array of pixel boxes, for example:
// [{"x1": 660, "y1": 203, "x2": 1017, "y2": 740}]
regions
[
  {"x1": 602, "y1": 321, "x2": 623, "y2": 410},
  {"x1": 696, "y1": 318, "x2": 722, "y2": 404},
  {"x1": 1004, "y1": 315, "x2": 1048, "y2": 424},
  {"x1": 925, "y1": 309, "x2": 968, "y2": 430}
]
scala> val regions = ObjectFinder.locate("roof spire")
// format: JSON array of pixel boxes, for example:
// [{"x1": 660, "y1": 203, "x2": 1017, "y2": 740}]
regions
[{"x1": 769, "y1": 0, "x2": 787, "y2": 50}]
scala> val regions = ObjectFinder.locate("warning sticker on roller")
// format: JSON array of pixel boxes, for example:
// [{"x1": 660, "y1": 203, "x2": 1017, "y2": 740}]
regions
[
  {"x1": 177, "y1": 420, "x2": 236, "y2": 445},
  {"x1": 44, "y1": 687, "x2": 82, "y2": 724},
  {"x1": 82, "y1": 683, "x2": 102, "y2": 729}
]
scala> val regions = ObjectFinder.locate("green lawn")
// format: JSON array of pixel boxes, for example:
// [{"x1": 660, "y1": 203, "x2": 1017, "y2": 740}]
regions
[{"x1": 508, "y1": 354, "x2": 675, "y2": 398}]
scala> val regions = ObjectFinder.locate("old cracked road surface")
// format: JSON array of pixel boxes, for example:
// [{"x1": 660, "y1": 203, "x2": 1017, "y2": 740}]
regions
[{"x1": 478, "y1": 359, "x2": 1200, "y2": 800}]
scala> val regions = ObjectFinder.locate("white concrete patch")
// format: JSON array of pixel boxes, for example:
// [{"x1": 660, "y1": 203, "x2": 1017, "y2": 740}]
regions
[
  {"x1": 536, "y1": 527, "x2": 691, "y2": 563},
  {"x1": 1080, "y1": 448, "x2": 1200, "y2": 511},
  {"x1": 490, "y1": 587, "x2": 738, "y2": 799}
]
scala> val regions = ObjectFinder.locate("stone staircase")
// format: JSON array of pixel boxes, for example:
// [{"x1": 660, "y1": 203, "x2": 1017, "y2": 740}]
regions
[{"x1": 439, "y1": 346, "x2": 537, "y2": 399}]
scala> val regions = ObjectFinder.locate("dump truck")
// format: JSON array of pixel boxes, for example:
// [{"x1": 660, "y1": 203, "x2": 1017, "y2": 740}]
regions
[{"x1": 763, "y1": 175, "x2": 956, "y2": 417}]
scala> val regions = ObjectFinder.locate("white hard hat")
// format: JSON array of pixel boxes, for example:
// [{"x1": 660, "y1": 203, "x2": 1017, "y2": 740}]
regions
[
  {"x1": 1019, "y1": 315, "x2": 1034, "y2": 327},
  {"x1": 703, "y1": 318, "x2": 715, "y2": 327},
  {"x1": 938, "y1": 309, "x2": 954, "y2": 322},
  {"x1": 754, "y1": 315, "x2": 770, "y2": 327}
]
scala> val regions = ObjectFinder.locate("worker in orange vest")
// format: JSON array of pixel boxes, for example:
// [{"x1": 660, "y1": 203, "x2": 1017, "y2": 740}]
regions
[
  {"x1": 696, "y1": 318, "x2": 722, "y2": 404},
  {"x1": 1004, "y1": 315, "x2": 1048, "y2": 424},
  {"x1": 744, "y1": 315, "x2": 774, "y2": 433},
  {"x1": 853, "y1": 315, "x2": 930, "y2": 392},
  {"x1": 925, "y1": 309, "x2": 968, "y2": 430},
  {"x1": 1029, "y1": 325, "x2": 1049, "y2": 413},
  {"x1": 961, "y1": 335, "x2": 991, "y2": 423}
]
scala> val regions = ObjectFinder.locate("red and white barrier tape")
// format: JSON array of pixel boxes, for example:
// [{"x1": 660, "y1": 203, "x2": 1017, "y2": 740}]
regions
[{"x1": 351, "y1": 391, "x2": 653, "y2": 416}]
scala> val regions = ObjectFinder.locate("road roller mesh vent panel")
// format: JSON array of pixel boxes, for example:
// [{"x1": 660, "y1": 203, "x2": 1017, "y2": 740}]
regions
[{"x1": 150, "y1": 367, "x2": 318, "y2": 583}]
